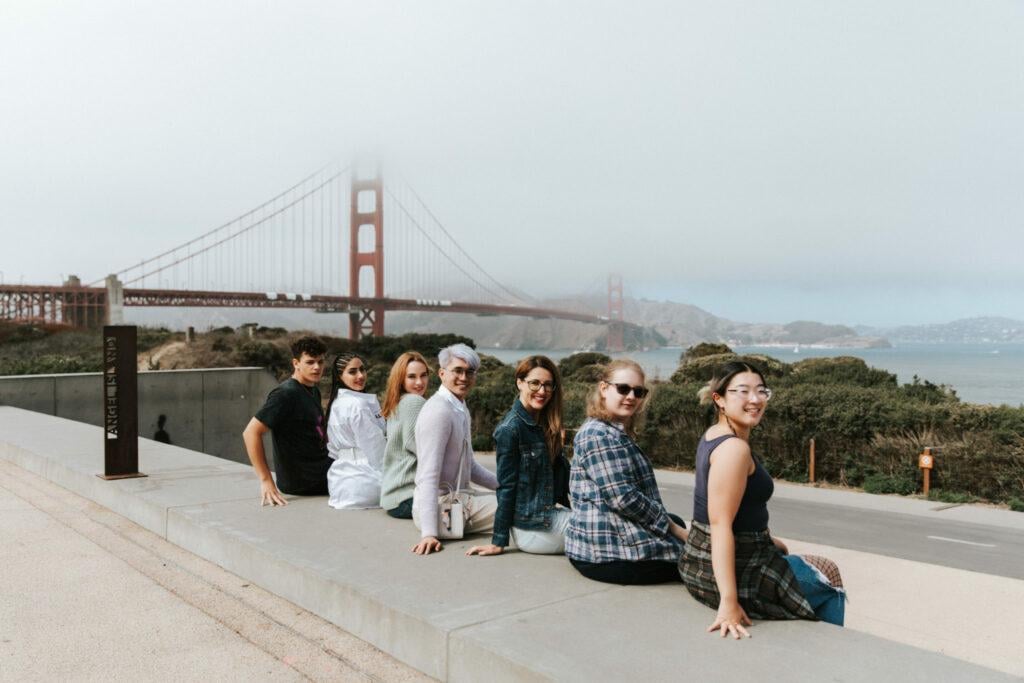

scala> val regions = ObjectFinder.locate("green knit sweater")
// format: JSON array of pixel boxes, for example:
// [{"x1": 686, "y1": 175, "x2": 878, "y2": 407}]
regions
[{"x1": 380, "y1": 393, "x2": 426, "y2": 510}]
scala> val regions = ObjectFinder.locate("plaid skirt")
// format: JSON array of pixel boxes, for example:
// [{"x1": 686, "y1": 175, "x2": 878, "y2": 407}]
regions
[{"x1": 679, "y1": 522, "x2": 817, "y2": 621}]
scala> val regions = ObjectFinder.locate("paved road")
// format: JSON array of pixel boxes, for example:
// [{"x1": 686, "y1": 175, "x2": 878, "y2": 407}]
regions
[
  {"x1": 475, "y1": 454, "x2": 1024, "y2": 580},
  {"x1": 657, "y1": 482, "x2": 1024, "y2": 580}
]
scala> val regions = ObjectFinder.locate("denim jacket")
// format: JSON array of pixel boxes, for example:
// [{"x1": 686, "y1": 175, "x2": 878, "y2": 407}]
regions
[{"x1": 491, "y1": 400, "x2": 571, "y2": 547}]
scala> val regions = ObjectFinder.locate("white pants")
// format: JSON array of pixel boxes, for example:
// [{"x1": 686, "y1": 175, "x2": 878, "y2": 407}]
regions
[
  {"x1": 327, "y1": 448, "x2": 382, "y2": 510},
  {"x1": 413, "y1": 491, "x2": 498, "y2": 535},
  {"x1": 511, "y1": 508, "x2": 572, "y2": 555}
]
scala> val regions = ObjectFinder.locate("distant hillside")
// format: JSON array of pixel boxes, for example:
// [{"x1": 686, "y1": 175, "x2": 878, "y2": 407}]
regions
[
  {"x1": 122, "y1": 295, "x2": 888, "y2": 350},
  {"x1": 874, "y1": 317, "x2": 1024, "y2": 344}
]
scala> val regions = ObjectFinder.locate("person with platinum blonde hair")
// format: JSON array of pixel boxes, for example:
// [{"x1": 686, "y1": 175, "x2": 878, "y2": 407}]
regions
[{"x1": 411, "y1": 343, "x2": 498, "y2": 555}]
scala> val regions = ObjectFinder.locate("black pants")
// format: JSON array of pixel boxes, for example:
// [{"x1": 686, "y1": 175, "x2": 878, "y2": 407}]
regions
[
  {"x1": 570, "y1": 513, "x2": 685, "y2": 586},
  {"x1": 386, "y1": 498, "x2": 414, "y2": 519}
]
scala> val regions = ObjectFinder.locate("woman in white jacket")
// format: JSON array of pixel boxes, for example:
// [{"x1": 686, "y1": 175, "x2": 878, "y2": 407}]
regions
[{"x1": 325, "y1": 352, "x2": 386, "y2": 509}]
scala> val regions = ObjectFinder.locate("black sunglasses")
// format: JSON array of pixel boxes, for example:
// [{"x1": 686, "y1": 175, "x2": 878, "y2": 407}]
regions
[{"x1": 609, "y1": 382, "x2": 649, "y2": 399}]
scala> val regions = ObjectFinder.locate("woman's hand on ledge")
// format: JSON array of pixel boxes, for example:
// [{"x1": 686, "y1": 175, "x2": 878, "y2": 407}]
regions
[
  {"x1": 708, "y1": 601, "x2": 752, "y2": 640},
  {"x1": 465, "y1": 544, "x2": 504, "y2": 556}
]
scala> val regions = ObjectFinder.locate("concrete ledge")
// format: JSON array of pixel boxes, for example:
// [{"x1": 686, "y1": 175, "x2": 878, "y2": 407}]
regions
[{"x1": 1, "y1": 407, "x2": 1013, "y2": 682}]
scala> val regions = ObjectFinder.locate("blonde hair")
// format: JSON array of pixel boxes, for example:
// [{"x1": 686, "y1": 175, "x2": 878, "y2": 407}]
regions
[
  {"x1": 381, "y1": 352, "x2": 430, "y2": 419},
  {"x1": 585, "y1": 359, "x2": 648, "y2": 436}
]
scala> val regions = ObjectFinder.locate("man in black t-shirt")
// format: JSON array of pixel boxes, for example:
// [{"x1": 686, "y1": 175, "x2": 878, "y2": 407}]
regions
[{"x1": 242, "y1": 336, "x2": 332, "y2": 505}]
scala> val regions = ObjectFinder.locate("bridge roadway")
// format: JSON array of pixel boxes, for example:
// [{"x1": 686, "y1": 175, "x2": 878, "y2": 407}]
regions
[
  {"x1": 2, "y1": 406, "x2": 1018, "y2": 681},
  {"x1": 0, "y1": 283, "x2": 637, "y2": 329}
]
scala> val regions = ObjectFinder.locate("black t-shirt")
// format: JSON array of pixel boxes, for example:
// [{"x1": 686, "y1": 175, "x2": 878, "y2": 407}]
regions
[{"x1": 255, "y1": 378, "x2": 331, "y2": 495}]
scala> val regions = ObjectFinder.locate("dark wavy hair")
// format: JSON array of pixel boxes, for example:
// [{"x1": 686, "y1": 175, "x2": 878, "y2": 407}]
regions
[
  {"x1": 290, "y1": 336, "x2": 326, "y2": 360},
  {"x1": 697, "y1": 360, "x2": 768, "y2": 424},
  {"x1": 324, "y1": 352, "x2": 365, "y2": 443}
]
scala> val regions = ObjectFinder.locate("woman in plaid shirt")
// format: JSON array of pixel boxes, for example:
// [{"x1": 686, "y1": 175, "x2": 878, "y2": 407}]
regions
[{"x1": 565, "y1": 360, "x2": 689, "y2": 584}]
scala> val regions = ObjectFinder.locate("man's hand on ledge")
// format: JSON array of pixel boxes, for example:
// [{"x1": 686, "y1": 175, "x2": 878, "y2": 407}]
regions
[
  {"x1": 411, "y1": 536, "x2": 442, "y2": 555},
  {"x1": 260, "y1": 480, "x2": 288, "y2": 507}
]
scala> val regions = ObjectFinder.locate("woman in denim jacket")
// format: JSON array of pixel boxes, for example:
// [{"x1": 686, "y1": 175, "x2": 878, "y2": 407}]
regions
[
  {"x1": 565, "y1": 359, "x2": 688, "y2": 584},
  {"x1": 467, "y1": 356, "x2": 571, "y2": 556}
]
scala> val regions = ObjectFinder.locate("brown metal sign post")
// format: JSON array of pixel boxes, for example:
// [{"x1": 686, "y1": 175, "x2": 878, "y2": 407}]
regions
[
  {"x1": 98, "y1": 325, "x2": 146, "y2": 480},
  {"x1": 918, "y1": 447, "x2": 934, "y2": 496}
]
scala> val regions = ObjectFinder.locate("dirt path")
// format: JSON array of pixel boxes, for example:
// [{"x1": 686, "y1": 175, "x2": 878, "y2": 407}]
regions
[{"x1": 138, "y1": 340, "x2": 187, "y2": 370}]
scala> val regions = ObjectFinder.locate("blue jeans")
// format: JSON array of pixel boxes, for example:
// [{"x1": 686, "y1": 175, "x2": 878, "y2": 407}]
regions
[{"x1": 785, "y1": 555, "x2": 846, "y2": 626}]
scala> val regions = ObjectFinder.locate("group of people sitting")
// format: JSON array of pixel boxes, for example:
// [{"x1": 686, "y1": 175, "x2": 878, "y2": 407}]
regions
[{"x1": 242, "y1": 336, "x2": 846, "y2": 636}]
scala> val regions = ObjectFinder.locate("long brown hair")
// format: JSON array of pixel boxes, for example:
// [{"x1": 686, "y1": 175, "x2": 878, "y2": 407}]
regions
[
  {"x1": 380, "y1": 351, "x2": 429, "y2": 419},
  {"x1": 515, "y1": 355, "x2": 564, "y2": 460},
  {"x1": 585, "y1": 359, "x2": 648, "y2": 437}
]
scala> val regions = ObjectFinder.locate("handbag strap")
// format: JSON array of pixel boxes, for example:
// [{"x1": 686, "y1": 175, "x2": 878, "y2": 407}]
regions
[{"x1": 443, "y1": 418, "x2": 471, "y2": 500}]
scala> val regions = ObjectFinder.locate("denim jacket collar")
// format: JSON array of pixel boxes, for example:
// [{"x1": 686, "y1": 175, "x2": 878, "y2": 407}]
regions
[{"x1": 512, "y1": 398, "x2": 539, "y2": 427}]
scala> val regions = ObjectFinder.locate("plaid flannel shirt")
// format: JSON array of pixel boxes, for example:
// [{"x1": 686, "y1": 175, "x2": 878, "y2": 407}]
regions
[{"x1": 565, "y1": 418, "x2": 681, "y2": 563}]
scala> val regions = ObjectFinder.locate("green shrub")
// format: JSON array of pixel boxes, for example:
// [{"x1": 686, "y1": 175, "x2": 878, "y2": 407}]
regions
[
  {"x1": 558, "y1": 352, "x2": 612, "y2": 380},
  {"x1": 789, "y1": 356, "x2": 896, "y2": 388},
  {"x1": 863, "y1": 473, "x2": 916, "y2": 496},
  {"x1": 1009, "y1": 498, "x2": 1024, "y2": 512},
  {"x1": 233, "y1": 341, "x2": 288, "y2": 373},
  {"x1": 927, "y1": 489, "x2": 977, "y2": 504},
  {"x1": 137, "y1": 326, "x2": 175, "y2": 352},
  {"x1": 681, "y1": 343, "x2": 733, "y2": 364}
]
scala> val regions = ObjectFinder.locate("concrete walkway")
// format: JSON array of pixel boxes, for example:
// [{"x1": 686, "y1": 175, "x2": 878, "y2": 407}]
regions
[
  {"x1": 0, "y1": 459, "x2": 428, "y2": 682},
  {"x1": 1, "y1": 407, "x2": 1018, "y2": 682}
]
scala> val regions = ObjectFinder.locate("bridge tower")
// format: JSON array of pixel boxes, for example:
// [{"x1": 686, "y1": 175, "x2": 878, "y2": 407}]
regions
[
  {"x1": 606, "y1": 273, "x2": 625, "y2": 353},
  {"x1": 348, "y1": 171, "x2": 385, "y2": 340}
]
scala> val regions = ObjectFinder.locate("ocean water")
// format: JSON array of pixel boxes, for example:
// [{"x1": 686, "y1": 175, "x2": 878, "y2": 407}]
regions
[{"x1": 483, "y1": 343, "x2": 1024, "y2": 407}]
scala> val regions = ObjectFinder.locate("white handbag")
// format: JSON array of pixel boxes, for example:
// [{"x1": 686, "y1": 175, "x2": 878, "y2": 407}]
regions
[{"x1": 436, "y1": 437, "x2": 470, "y2": 540}]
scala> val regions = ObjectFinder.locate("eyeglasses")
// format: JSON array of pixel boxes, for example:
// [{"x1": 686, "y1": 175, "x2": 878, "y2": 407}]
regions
[
  {"x1": 726, "y1": 387, "x2": 773, "y2": 401},
  {"x1": 524, "y1": 379, "x2": 556, "y2": 393},
  {"x1": 447, "y1": 366, "x2": 477, "y2": 379},
  {"x1": 608, "y1": 382, "x2": 649, "y2": 399}
]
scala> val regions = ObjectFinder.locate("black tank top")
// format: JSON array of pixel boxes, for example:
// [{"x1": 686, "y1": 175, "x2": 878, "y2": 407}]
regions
[{"x1": 692, "y1": 434, "x2": 773, "y2": 532}]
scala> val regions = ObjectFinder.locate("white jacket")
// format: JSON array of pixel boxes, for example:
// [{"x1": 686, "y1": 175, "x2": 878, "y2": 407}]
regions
[{"x1": 326, "y1": 389, "x2": 386, "y2": 509}]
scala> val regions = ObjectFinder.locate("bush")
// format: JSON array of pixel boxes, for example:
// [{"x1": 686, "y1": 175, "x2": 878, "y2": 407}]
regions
[
  {"x1": 681, "y1": 343, "x2": 733, "y2": 364},
  {"x1": 233, "y1": 341, "x2": 289, "y2": 373},
  {"x1": 927, "y1": 489, "x2": 977, "y2": 504},
  {"x1": 670, "y1": 353, "x2": 787, "y2": 385},
  {"x1": 863, "y1": 473, "x2": 917, "y2": 496},
  {"x1": 558, "y1": 352, "x2": 612, "y2": 380},
  {"x1": 137, "y1": 326, "x2": 175, "y2": 352},
  {"x1": 1009, "y1": 498, "x2": 1024, "y2": 512},
  {"x1": 789, "y1": 356, "x2": 896, "y2": 388}
]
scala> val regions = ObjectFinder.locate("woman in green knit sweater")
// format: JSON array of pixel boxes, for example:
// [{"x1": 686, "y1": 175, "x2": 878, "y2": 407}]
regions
[{"x1": 379, "y1": 352, "x2": 431, "y2": 518}]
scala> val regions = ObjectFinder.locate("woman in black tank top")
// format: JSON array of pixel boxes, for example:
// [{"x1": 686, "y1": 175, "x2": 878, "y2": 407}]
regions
[{"x1": 679, "y1": 360, "x2": 846, "y2": 638}]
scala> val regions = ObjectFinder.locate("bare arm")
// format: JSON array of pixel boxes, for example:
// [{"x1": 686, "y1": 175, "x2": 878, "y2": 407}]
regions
[
  {"x1": 706, "y1": 439, "x2": 755, "y2": 638},
  {"x1": 243, "y1": 417, "x2": 288, "y2": 506}
]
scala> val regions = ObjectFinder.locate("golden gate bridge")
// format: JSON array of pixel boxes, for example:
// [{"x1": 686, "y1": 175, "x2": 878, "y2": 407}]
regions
[{"x1": 0, "y1": 164, "x2": 631, "y2": 350}]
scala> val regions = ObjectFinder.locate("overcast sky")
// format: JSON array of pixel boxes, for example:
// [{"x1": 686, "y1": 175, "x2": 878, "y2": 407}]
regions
[{"x1": 2, "y1": 1, "x2": 1022, "y2": 327}]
